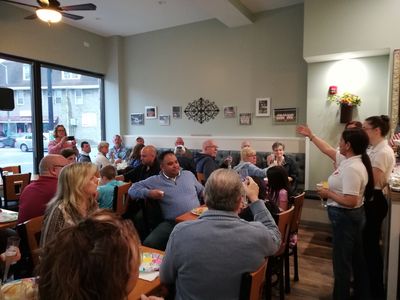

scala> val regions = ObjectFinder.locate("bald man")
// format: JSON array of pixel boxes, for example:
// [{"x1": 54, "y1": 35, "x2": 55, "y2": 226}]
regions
[
  {"x1": 194, "y1": 139, "x2": 220, "y2": 182},
  {"x1": 18, "y1": 154, "x2": 69, "y2": 223},
  {"x1": 124, "y1": 145, "x2": 161, "y2": 183}
]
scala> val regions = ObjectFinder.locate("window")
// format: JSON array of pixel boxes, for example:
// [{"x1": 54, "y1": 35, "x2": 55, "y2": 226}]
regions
[
  {"x1": 74, "y1": 89, "x2": 83, "y2": 104},
  {"x1": 54, "y1": 90, "x2": 62, "y2": 104},
  {"x1": 61, "y1": 71, "x2": 81, "y2": 80},
  {"x1": 22, "y1": 64, "x2": 30, "y2": 81},
  {"x1": 16, "y1": 90, "x2": 24, "y2": 105}
]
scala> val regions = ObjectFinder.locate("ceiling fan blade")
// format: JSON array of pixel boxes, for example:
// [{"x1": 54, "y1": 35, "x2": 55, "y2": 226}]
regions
[
  {"x1": 0, "y1": 0, "x2": 39, "y2": 9},
  {"x1": 60, "y1": 3, "x2": 96, "y2": 11},
  {"x1": 24, "y1": 13, "x2": 38, "y2": 20},
  {"x1": 61, "y1": 12, "x2": 83, "y2": 20}
]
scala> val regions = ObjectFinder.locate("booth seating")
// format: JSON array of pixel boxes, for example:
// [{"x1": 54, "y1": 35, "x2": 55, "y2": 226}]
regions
[{"x1": 158, "y1": 148, "x2": 306, "y2": 193}]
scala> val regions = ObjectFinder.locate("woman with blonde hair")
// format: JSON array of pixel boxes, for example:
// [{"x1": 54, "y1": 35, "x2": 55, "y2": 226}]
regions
[{"x1": 40, "y1": 163, "x2": 99, "y2": 247}]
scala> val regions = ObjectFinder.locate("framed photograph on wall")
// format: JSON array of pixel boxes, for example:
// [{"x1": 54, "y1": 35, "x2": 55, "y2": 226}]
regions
[
  {"x1": 145, "y1": 106, "x2": 157, "y2": 119},
  {"x1": 159, "y1": 115, "x2": 170, "y2": 126},
  {"x1": 273, "y1": 108, "x2": 298, "y2": 124},
  {"x1": 255, "y1": 98, "x2": 271, "y2": 117},
  {"x1": 223, "y1": 106, "x2": 236, "y2": 118},
  {"x1": 130, "y1": 113, "x2": 144, "y2": 125},
  {"x1": 239, "y1": 113, "x2": 252, "y2": 125},
  {"x1": 172, "y1": 106, "x2": 182, "y2": 119}
]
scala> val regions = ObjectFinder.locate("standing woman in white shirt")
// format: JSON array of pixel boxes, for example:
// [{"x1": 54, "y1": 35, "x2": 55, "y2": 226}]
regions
[
  {"x1": 363, "y1": 115, "x2": 395, "y2": 299},
  {"x1": 297, "y1": 126, "x2": 373, "y2": 299}
]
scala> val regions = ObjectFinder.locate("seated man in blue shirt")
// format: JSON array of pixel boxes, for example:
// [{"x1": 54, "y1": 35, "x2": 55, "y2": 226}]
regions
[
  {"x1": 97, "y1": 165, "x2": 124, "y2": 209},
  {"x1": 129, "y1": 150, "x2": 204, "y2": 250},
  {"x1": 160, "y1": 169, "x2": 281, "y2": 299}
]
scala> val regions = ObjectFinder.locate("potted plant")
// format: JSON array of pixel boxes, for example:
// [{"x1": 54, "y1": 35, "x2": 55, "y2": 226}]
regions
[{"x1": 328, "y1": 92, "x2": 361, "y2": 123}]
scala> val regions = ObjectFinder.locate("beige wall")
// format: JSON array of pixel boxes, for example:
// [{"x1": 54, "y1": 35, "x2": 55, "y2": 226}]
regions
[
  {"x1": 121, "y1": 5, "x2": 307, "y2": 138},
  {"x1": 0, "y1": 3, "x2": 106, "y2": 74},
  {"x1": 304, "y1": 0, "x2": 400, "y2": 60}
]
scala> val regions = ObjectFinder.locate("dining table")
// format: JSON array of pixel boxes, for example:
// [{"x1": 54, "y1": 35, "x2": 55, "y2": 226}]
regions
[
  {"x1": 128, "y1": 246, "x2": 166, "y2": 300},
  {"x1": 175, "y1": 206, "x2": 207, "y2": 223},
  {"x1": 0, "y1": 208, "x2": 18, "y2": 230}
]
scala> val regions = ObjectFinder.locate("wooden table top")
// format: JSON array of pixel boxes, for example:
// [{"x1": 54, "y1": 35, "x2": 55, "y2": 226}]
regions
[
  {"x1": 175, "y1": 206, "x2": 208, "y2": 223},
  {"x1": 128, "y1": 246, "x2": 165, "y2": 300}
]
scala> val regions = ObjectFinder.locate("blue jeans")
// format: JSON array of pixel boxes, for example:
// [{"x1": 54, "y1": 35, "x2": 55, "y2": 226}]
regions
[{"x1": 327, "y1": 206, "x2": 371, "y2": 300}]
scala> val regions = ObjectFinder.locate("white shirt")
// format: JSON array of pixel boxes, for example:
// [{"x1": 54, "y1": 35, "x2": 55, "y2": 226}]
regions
[
  {"x1": 327, "y1": 155, "x2": 368, "y2": 209},
  {"x1": 95, "y1": 152, "x2": 111, "y2": 170},
  {"x1": 367, "y1": 139, "x2": 395, "y2": 189}
]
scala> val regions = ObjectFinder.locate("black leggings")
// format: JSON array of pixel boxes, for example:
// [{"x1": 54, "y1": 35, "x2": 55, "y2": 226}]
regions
[{"x1": 363, "y1": 190, "x2": 388, "y2": 299}]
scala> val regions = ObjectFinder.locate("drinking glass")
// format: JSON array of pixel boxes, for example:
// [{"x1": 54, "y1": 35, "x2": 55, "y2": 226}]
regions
[
  {"x1": 316, "y1": 181, "x2": 328, "y2": 207},
  {"x1": 3, "y1": 236, "x2": 20, "y2": 283}
]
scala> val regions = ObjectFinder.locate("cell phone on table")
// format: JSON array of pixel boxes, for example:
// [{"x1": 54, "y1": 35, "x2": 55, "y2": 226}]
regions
[{"x1": 67, "y1": 136, "x2": 75, "y2": 141}]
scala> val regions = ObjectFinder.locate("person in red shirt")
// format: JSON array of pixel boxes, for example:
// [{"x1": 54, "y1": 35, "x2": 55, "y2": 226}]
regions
[{"x1": 17, "y1": 154, "x2": 69, "y2": 224}]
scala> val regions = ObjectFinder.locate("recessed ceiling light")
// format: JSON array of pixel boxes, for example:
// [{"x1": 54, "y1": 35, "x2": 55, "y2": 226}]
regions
[{"x1": 158, "y1": 1, "x2": 166, "y2": 5}]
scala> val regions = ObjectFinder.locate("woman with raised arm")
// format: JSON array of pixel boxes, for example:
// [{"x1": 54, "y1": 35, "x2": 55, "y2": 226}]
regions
[
  {"x1": 362, "y1": 115, "x2": 395, "y2": 299},
  {"x1": 297, "y1": 125, "x2": 373, "y2": 300}
]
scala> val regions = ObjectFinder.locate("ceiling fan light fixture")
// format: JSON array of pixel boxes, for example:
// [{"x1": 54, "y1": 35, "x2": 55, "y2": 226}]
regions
[{"x1": 36, "y1": 8, "x2": 62, "y2": 23}]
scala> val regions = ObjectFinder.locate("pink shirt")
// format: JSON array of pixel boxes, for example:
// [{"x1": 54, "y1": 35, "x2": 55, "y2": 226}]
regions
[{"x1": 48, "y1": 139, "x2": 76, "y2": 155}]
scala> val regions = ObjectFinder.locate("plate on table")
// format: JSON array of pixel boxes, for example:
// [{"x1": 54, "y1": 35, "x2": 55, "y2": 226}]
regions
[
  {"x1": 391, "y1": 185, "x2": 400, "y2": 192},
  {"x1": 191, "y1": 206, "x2": 208, "y2": 216},
  {"x1": 139, "y1": 252, "x2": 164, "y2": 272},
  {"x1": 0, "y1": 210, "x2": 18, "y2": 223}
]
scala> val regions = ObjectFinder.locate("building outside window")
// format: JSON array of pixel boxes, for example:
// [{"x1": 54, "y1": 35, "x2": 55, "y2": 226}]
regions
[
  {"x1": 74, "y1": 89, "x2": 83, "y2": 104},
  {"x1": 22, "y1": 64, "x2": 30, "y2": 81},
  {"x1": 61, "y1": 71, "x2": 81, "y2": 80}
]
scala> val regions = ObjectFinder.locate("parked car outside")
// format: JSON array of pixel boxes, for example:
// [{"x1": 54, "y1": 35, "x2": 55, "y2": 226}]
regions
[
  {"x1": 15, "y1": 133, "x2": 49, "y2": 152},
  {"x1": 0, "y1": 136, "x2": 16, "y2": 148}
]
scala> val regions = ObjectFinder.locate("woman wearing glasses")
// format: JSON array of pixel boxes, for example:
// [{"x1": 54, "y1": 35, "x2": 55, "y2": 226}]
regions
[
  {"x1": 48, "y1": 124, "x2": 78, "y2": 156},
  {"x1": 362, "y1": 115, "x2": 395, "y2": 299}
]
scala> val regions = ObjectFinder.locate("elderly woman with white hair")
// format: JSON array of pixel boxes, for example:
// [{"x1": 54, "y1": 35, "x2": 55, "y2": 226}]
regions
[{"x1": 95, "y1": 141, "x2": 112, "y2": 170}]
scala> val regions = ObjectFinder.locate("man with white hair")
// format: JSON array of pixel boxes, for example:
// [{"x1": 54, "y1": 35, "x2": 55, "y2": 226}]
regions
[
  {"x1": 18, "y1": 154, "x2": 69, "y2": 223},
  {"x1": 160, "y1": 169, "x2": 280, "y2": 299}
]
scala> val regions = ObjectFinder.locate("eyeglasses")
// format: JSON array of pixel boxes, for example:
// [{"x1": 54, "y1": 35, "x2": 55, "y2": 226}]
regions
[
  {"x1": 57, "y1": 129, "x2": 66, "y2": 132},
  {"x1": 206, "y1": 145, "x2": 218, "y2": 149}
]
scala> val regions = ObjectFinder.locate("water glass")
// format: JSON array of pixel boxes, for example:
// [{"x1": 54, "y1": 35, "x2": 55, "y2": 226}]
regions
[
  {"x1": 3, "y1": 236, "x2": 20, "y2": 283},
  {"x1": 316, "y1": 182, "x2": 327, "y2": 207}
]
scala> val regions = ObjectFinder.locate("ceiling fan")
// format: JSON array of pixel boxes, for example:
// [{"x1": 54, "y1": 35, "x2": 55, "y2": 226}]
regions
[{"x1": 0, "y1": 0, "x2": 96, "y2": 23}]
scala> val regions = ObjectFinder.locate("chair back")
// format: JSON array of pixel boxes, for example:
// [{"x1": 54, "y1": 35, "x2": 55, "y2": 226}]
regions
[
  {"x1": 275, "y1": 206, "x2": 294, "y2": 256},
  {"x1": 0, "y1": 165, "x2": 21, "y2": 178},
  {"x1": 3, "y1": 173, "x2": 31, "y2": 205},
  {"x1": 196, "y1": 172, "x2": 205, "y2": 185},
  {"x1": 290, "y1": 192, "x2": 305, "y2": 234},
  {"x1": 113, "y1": 182, "x2": 132, "y2": 215},
  {"x1": 240, "y1": 258, "x2": 269, "y2": 300},
  {"x1": 23, "y1": 215, "x2": 44, "y2": 267},
  {"x1": 115, "y1": 174, "x2": 125, "y2": 181}
]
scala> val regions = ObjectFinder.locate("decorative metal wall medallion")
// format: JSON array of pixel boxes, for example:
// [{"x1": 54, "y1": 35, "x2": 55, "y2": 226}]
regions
[{"x1": 184, "y1": 97, "x2": 219, "y2": 124}]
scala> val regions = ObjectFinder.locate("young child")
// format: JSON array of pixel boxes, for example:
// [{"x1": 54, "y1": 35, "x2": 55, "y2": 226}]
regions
[{"x1": 97, "y1": 165, "x2": 124, "y2": 209}]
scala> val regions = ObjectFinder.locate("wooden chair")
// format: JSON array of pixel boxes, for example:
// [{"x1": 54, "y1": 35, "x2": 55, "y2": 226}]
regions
[
  {"x1": 23, "y1": 215, "x2": 44, "y2": 267},
  {"x1": 2, "y1": 172, "x2": 31, "y2": 209},
  {"x1": 115, "y1": 174, "x2": 125, "y2": 181},
  {"x1": 240, "y1": 258, "x2": 269, "y2": 300},
  {"x1": 0, "y1": 165, "x2": 21, "y2": 178},
  {"x1": 284, "y1": 192, "x2": 305, "y2": 293},
  {"x1": 113, "y1": 182, "x2": 132, "y2": 215},
  {"x1": 196, "y1": 172, "x2": 205, "y2": 185},
  {"x1": 265, "y1": 206, "x2": 294, "y2": 300},
  {"x1": 15, "y1": 215, "x2": 44, "y2": 277}
]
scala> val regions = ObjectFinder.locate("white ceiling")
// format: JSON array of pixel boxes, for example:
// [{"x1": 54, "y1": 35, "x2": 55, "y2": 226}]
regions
[{"x1": 4, "y1": 0, "x2": 303, "y2": 37}]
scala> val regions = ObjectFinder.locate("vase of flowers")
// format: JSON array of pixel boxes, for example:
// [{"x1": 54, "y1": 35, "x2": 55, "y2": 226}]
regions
[{"x1": 328, "y1": 92, "x2": 361, "y2": 123}]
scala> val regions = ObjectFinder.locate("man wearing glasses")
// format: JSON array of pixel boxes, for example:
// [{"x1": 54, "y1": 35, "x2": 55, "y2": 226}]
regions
[
  {"x1": 18, "y1": 154, "x2": 69, "y2": 223},
  {"x1": 194, "y1": 139, "x2": 220, "y2": 183}
]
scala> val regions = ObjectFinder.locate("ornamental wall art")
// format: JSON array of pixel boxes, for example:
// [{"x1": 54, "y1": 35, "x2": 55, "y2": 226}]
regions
[{"x1": 184, "y1": 97, "x2": 219, "y2": 124}]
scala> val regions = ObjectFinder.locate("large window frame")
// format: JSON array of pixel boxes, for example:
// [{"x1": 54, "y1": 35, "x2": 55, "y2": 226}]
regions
[{"x1": 0, "y1": 52, "x2": 105, "y2": 173}]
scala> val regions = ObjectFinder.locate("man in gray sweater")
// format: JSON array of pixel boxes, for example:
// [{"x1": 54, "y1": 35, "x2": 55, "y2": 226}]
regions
[{"x1": 160, "y1": 169, "x2": 281, "y2": 300}]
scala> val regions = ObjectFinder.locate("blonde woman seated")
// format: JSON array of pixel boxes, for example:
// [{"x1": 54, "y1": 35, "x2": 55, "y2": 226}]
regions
[
  {"x1": 38, "y1": 210, "x2": 163, "y2": 300},
  {"x1": 40, "y1": 163, "x2": 99, "y2": 247},
  {"x1": 233, "y1": 147, "x2": 269, "y2": 178},
  {"x1": 95, "y1": 141, "x2": 112, "y2": 170}
]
